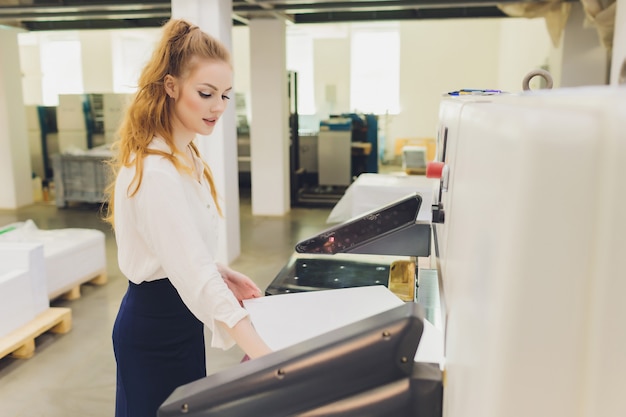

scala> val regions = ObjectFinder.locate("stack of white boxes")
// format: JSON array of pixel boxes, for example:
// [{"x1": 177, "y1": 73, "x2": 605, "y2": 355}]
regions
[
  {"x1": 102, "y1": 93, "x2": 131, "y2": 144},
  {"x1": 402, "y1": 145, "x2": 428, "y2": 175},
  {"x1": 0, "y1": 242, "x2": 49, "y2": 339},
  {"x1": 57, "y1": 94, "x2": 88, "y2": 152}
]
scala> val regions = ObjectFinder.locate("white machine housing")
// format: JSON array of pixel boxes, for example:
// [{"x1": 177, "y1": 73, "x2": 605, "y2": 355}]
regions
[{"x1": 434, "y1": 86, "x2": 626, "y2": 417}]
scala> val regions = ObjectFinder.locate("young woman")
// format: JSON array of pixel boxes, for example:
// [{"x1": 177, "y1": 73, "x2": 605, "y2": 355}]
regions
[{"x1": 105, "y1": 18, "x2": 272, "y2": 417}]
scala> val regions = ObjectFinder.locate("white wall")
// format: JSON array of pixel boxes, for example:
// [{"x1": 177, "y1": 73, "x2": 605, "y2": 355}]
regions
[
  {"x1": 391, "y1": 18, "x2": 553, "y2": 160},
  {"x1": 80, "y1": 30, "x2": 114, "y2": 93},
  {"x1": 393, "y1": 19, "x2": 501, "y2": 156},
  {"x1": 497, "y1": 18, "x2": 554, "y2": 92}
]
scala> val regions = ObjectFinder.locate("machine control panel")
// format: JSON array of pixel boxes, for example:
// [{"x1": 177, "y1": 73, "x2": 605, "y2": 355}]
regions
[{"x1": 295, "y1": 194, "x2": 422, "y2": 254}]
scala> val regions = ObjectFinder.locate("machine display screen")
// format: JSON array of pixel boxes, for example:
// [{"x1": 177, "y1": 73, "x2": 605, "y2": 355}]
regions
[
  {"x1": 266, "y1": 256, "x2": 392, "y2": 295},
  {"x1": 295, "y1": 193, "x2": 422, "y2": 254}
]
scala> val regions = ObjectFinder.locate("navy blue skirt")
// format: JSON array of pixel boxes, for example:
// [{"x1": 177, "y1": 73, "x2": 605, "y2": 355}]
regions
[{"x1": 112, "y1": 278, "x2": 206, "y2": 417}]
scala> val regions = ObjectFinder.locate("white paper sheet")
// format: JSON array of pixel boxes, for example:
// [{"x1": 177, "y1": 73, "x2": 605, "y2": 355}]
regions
[{"x1": 244, "y1": 285, "x2": 444, "y2": 365}]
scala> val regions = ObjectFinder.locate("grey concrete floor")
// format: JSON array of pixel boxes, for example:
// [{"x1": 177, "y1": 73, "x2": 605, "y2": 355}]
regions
[{"x1": 0, "y1": 188, "x2": 332, "y2": 417}]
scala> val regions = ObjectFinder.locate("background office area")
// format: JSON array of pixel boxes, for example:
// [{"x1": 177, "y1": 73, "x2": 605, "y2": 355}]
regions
[
  {"x1": 1, "y1": 0, "x2": 625, "y2": 416},
  {"x1": 12, "y1": 15, "x2": 582, "y2": 150},
  {"x1": 4, "y1": 2, "x2": 614, "y2": 214}
]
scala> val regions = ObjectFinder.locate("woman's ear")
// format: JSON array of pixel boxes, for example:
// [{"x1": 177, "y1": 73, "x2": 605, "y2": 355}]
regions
[{"x1": 164, "y1": 74, "x2": 178, "y2": 99}]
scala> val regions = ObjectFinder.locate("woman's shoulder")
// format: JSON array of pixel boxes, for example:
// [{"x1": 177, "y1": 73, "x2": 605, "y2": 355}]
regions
[
  {"x1": 117, "y1": 153, "x2": 178, "y2": 183},
  {"x1": 147, "y1": 136, "x2": 171, "y2": 153},
  {"x1": 143, "y1": 154, "x2": 181, "y2": 182},
  {"x1": 144, "y1": 138, "x2": 179, "y2": 174},
  {"x1": 117, "y1": 137, "x2": 184, "y2": 183}
]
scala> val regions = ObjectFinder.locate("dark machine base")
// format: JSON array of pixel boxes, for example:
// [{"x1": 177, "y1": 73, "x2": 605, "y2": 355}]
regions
[{"x1": 158, "y1": 303, "x2": 442, "y2": 417}]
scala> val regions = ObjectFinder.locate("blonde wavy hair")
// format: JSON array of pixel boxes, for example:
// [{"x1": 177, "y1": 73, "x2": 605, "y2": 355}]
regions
[{"x1": 103, "y1": 18, "x2": 229, "y2": 227}]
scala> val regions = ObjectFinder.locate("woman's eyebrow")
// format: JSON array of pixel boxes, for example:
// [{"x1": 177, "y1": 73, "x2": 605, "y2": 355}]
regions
[
  {"x1": 200, "y1": 83, "x2": 218, "y2": 90},
  {"x1": 200, "y1": 83, "x2": 232, "y2": 92}
]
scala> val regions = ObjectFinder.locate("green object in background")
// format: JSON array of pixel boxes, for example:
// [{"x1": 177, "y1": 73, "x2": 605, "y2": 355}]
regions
[{"x1": 0, "y1": 225, "x2": 16, "y2": 235}]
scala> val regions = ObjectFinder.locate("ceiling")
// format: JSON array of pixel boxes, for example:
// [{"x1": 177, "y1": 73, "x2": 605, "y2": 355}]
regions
[{"x1": 0, "y1": 0, "x2": 574, "y2": 31}]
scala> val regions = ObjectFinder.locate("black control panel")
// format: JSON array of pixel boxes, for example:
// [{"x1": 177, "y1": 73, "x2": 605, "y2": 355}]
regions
[{"x1": 295, "y1": 193, "x2": 422, "y2": 254}]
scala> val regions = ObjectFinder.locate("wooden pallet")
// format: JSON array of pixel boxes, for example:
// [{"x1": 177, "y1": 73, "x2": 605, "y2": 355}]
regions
[
  {"x1": 56, "y1": 270, "x2": 108, "y2": 301},
  {"x1": 0, "y1": 307, "x2": 72, "y2": 360}
]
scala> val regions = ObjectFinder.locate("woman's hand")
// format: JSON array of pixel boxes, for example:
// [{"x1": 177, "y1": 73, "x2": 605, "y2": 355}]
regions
[{"x1": 217, "y1": 263, "x2": 263, "y2": 306}]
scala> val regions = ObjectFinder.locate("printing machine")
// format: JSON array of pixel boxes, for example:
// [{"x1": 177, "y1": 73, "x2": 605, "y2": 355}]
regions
[
  {"x1": 159, "y1": 85, "x2": 626, "y2": 416},
  {"x1": 433, "y1": 86, "x2": 626, "y2": 417},
  {"x1": 158, "y1": 192, "x2": 442, "y2": 417}
]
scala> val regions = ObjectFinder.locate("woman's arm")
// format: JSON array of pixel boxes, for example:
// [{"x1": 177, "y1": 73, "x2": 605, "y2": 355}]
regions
[
  {"x1": 216, "y1": 264, "x2": 271, "y2": 358},
  {"x1": 217, "y1": 316, "x2": 272, "y2": 359}
]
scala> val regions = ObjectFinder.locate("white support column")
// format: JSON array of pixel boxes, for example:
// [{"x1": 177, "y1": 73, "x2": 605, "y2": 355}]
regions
[
  {"x1": 19, "y1": 34, "x2": 43, "y2": 106},
  {"x1": 171, "y1": 0, "x2": 241, "y2": 264},
  {"x1": 249, "y1": 18, "x2": 290, "y2": 216},
  {"x1": 559, "y1": 2, "x2": 610, "y2": 87},
  {"x1": 0, "y1": 27, "x2": 33, "y2": 209},
  {"x1": 611, "y1": 0, "x2": 626, "y2": 85}
]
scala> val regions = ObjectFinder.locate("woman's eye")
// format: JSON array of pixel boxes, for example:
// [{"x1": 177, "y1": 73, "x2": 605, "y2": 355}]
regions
[
  {"x1": 222, "y1": 95, "x2": 231, "y2": 101},
  {"x1": 199, "y1": 92, "x2": 211, "y2": 98}
]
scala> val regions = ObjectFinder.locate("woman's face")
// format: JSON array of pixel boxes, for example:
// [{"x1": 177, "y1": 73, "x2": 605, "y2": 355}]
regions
[{"x1": 168, "y1": 59, "x2": 233, "y2": 141}]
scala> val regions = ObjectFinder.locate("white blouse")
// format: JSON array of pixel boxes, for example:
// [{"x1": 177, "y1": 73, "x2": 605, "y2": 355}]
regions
[{"x1": 113, "y1": 137, "x2": 247, "y2": 349}]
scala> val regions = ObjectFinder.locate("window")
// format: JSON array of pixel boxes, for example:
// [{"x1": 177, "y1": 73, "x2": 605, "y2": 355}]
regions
[
  {"x1": 39, "y1": 32, "x2": 84, "y2": 106},
  {"x1": 286, "y1": 31, "x2": 316, "y2": 115},
  {"x1": 112, "y1": 29, "x2": 159, "y2": 93},
  {"x1": 350, "y1": 25, "x2": 400, "y2": 115}
]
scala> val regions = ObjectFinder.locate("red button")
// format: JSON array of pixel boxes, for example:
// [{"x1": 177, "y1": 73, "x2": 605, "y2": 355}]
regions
[{"x1": 426, "y1": 162, "x2": 445, "y2": 179}]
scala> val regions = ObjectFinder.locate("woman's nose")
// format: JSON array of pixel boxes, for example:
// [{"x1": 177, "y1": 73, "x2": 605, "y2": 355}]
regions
[{"x1": 212, "y1": 98, "x2": 227, "y2": 113}]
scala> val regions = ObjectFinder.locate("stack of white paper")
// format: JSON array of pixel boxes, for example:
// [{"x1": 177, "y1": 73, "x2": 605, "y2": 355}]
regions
[{"x1": 0, "y1": 220, "x2": 106, "y2": 299}]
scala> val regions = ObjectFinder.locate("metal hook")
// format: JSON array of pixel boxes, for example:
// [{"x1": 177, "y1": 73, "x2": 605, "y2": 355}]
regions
[{"x1": 522, "y1": 69, "x2": 554, "y2": 91}]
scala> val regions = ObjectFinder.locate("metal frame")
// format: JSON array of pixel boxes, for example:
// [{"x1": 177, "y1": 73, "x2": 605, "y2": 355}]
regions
[{"x1": 0, "y1": 0, "x2": 577, "y2": 31}]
